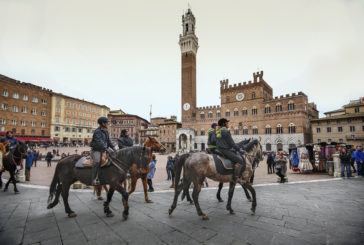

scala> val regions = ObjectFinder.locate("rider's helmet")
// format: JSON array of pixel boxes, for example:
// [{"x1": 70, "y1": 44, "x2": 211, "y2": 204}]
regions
[
  {"x1": 97, "y1": 117, "x2": 109, "y2": 125},
  {"x1": 218, "y1": 118, "x2": 229, "y2": 127},
  {"x1": 121, "y1": 129, "x2": 128, "y2": 136}
]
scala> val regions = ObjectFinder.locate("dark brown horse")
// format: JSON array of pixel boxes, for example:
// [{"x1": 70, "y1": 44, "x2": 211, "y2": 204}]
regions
[
  {"x1": 47, "y1": 146, "x2": 151, "y2": 219},
  {"x1": 127, "y1": 136, "x2": 166, "y2": 203},
  {"x1": 0, "y1": 141, "x2": 28, "y2": 193},
  {"x1": 169, "y1": 139, "x2": 263, "y2": 220}
]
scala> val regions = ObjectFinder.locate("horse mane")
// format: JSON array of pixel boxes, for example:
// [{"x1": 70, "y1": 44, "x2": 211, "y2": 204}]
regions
[
  {"x1": 245, "y1": 139, "x2": 259, "y2": 152},
  {"x1": 115, "y1": 146, "x2": 151, "y2": 169}
]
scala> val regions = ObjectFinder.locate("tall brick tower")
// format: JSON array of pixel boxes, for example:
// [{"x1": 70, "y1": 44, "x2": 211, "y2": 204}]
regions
[{"x1": 179, "y1": 8, "x2": 198, "y2": 125}]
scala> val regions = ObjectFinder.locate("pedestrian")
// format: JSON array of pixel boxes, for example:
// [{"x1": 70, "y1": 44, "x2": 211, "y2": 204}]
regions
[
  {"x1": 340, "y1": 147, "x2": 351, "y2": 178},
  {"x1": 354, "y1": 145, "x2": 364, "y2": 176},
  {"x1": 272, "y1": 152, "x2": 276, "y2": 173},
  {"x1": 275, "y1": 152, "x2": 288, "y2": 183},
  {"x1": 25, "y1": 150, "x2": 34, "y2": 181},
  {"x1": 267, "y1": 152, "x2": 274, "y2": 174},
  {"x1": 45, "y1": 151, "x2": 53, "y2": 167},
  {"x1": 32, "y1": 150, "x2": 39, "y2": 167},
  {"x1": 147, "y1": 154, "x2": 157, "y2": 192},
  {"x1": 166, "y1": 156, "x2": 172, "y2": 180},
  {"x1": 350, "y1": 149, "x2": 357, "y2": 173}
]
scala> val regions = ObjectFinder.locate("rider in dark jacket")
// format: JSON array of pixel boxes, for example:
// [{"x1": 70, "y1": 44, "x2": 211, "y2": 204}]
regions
[
  {"x1": 216, "y1": 118, "x2": 246, "y2": 179},
  {"x1": 0, "y1": 131, "x2": 19, "y2": 152},
  {"x1": 90, "y1": 117, "x2": 115, "y2": 185},
  {"x1": 118, "y1": 129, "x2": 133, "y2": 149}
]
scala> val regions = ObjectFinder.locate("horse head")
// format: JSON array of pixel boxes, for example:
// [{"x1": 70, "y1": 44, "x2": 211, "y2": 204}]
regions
[
  {"x1": 245, "y1": 139, "x2": 263, "y2": 162},
  {"x1": 0, "y1": 141, "x2": 9, "y2": 154},
  {"x1": 144, "y1": 136, "x2": 167, "y2": 152}
]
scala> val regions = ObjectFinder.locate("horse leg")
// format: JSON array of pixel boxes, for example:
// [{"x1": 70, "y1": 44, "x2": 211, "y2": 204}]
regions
[
  {"x1": 191, "y1": 181, "x2": 208, "y2": 220},
  {"x1": 115, "y1": 184, "x2": 129, "y2": 220},
  {"x1": 169, "y1": 179, "x2": 188, "y2": 215},
  {"x1": 104, "y1": 187, "x2": 115, "y2": 217},
  {"x1": 216, "y1": 182, "x2": 224, "y2": 202},
  {"x1": 226, "y1": 181, "x2": 236, "y2": 214},
  {"x1": 4, "y1": 176, "x2": 11, "y2": 192},
  {"x1": 61, "y1": 182, "x2": 76, "y2": 217},
  {"x1": 181, "y1": 178, "x2": 193, "y2": 204},
  {"x1": 10, "y1": 171, "x2": 19, "y2": 194},
  {"x1": 240, "y1": 183, "x2": 252, "y2": 202},
  {"x1": 142, "y1": 175, "x2": 152, "y2": 203},
  {"x1": 244, "y1": 183, "x2": 257, "y2": 214},
  {"x1": 128, "y1": 176, "x2": 137, "y2": 195},
  {"x1": 47, "y1": 184, "x2": 62, "y2": 209}
]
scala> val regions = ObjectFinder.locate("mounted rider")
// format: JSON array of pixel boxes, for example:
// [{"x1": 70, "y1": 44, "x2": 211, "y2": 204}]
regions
[
  {"x1": 206, "y1": 123, "x2": 218, "y2": 154},
  {"x1": 0, "y1": 131, "x2": 19, "y2": 171},
  {"x1": 90, "y1": 117, "x2": 116, "y2": 186},
  {"x1": 118, "y1": 129, "x2": 133, "y2": 149},
  {"x1": 0, "y1": 131, "x2": 19, "y2": 152},
  {"x1": 216, "y1": 118, "x2": 246, "y2": 180}
]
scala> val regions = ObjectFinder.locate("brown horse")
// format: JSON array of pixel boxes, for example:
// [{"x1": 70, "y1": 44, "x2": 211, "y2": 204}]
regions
[
  {"x1": 169, "y1": 139, "x2": 263, "y2": 220},
  {"x1": 47, "y1": 146, "x2": 151, "y2": 219},
  {"x1": 127, "y1": 136, "x2": 166, "y2": 203}
]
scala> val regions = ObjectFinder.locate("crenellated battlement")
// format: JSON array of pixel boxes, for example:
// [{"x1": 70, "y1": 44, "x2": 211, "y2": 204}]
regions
[
  {"x1": 220, "y1": 71, "x2": 268, "y2": 92},
  {"x1": 268, "y1": 92, "x2": 307, "y2": 102},
  {"x1": 196, "y1": 105, "x2": 221, "y2": 110},
  {"x1": 0, "y1": 74, "x2": 53, "y2": 92}
]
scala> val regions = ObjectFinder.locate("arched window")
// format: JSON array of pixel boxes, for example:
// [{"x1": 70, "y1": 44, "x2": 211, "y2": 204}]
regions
[
  {"x1": 225, "y1": 109, "x2": 230, "y2": 117},
  {"x1": 265, "y1": 104, "x2": 271, "y2": 114},
  {"x1": 216, "y1": 110, "x2": 221, "y2": 118},
  {"x1": 208, "y1": 111, "x2": 213, "y2": 118},
  {"x1": 276, "y1": 103, "x2": 282, "y2": 112},
  {"x1": 252, "y1": 106, "x2": 258, "y2": 115},
  {"x1": 200, "y1": 112, "x2": 205, "y2": 119},
  {"x1": 243, "y1": 126, "x2": 248, "y2": 135},
  {"x1": 252, "y1": 126, "x2": 258, "y2": 135},
  {"x1": 288, "y1": 100, "x2": 295, "y2": 111},
  {"x1": 200, "y1": 128, "x2": 205, "y2": 136},
  {"x1": 242, "y1": 107, "x2": 248, "y2": 116},
  {"x1": 276, "y1": 124, "x2": 283, "y2": 134},
  {"x1": 288, "y1": 123, "x2": 296, "y2": 134},
  {"x1": 233, "y1": 108, "x2": 239, "y2": 117},
  {"x1": 265, "y1": 125, "x2": 271, "y2": 135}
]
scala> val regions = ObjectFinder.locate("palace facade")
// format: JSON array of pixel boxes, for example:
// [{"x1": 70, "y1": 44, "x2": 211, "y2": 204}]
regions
[{"x1": 176, "y1": 9, "x2": 319, "y2": 153}]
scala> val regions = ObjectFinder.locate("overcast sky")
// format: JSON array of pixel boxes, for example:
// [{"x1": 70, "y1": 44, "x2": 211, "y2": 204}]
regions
[{"x1": 0, "y1": 0, "x2": 363, "y2": 121}]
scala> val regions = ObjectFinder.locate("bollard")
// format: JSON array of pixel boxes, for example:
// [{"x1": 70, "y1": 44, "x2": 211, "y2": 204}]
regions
[{"x1": 333, "y1": 153, "x2": 341, "y2": 177}]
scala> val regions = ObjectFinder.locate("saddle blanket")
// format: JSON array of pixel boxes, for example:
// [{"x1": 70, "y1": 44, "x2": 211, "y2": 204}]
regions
[
  {"x1": 212, "y1": 154, "x2": 235, "y2": 175},
  {"x1": 75, "y1": 156, "x2": 111, "y2": 169}
]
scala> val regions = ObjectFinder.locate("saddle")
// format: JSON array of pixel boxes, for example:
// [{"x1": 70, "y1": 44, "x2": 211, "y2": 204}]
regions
[
  {"x1": 212, "y1": 154, "x2": 235, "y2": 175},
  {"x1": 75, "y1": 152, "x2": 109, "y2": 168}
]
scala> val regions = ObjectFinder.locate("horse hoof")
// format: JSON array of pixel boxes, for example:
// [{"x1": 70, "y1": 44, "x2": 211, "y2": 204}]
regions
[
  {"x1": 251, "y1": 208, "x2": 256, "y2": 215},
  {"x1": 123, "y1": 213, "x2": 128, "y2": 220},
  {"x1": 202, "y1": 215, "x2": 209, "y2": 220},
  {"x1": 68, "y1": 212, "x2": 77, "y2": 218},
  {"x1": 14, "y1": 190, "x2": 20, "y2": 194},
  {"x1": 3, "y1": 188, "x2": 8, "y2": 192},
  {"x1": 189, "y1": 201, "x2": 194, "y2": 205},
  {"x1": 229, "y1": 210, "x2": 235, "y2": 215},
  {"x1": 146, "y1": 199, "x2": 153, "y2": 203},
  {"x1": 168, "y1": 208, "x2": 173, "y2": 215},
  {"x1": 47, "y1": 204, "x2": 53, "y2": 209},
  {"x1": 106, "y1": 212, "x2": 114, "y2": 218},
  {"x1": 218, "y1": 199, "x2": 224, "y2": 203},
  {"x1": 98, "y1": 196, "x2": 104, "y2": 200}
]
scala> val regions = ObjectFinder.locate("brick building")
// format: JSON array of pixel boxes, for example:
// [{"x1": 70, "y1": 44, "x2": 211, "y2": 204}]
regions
[
  {"x1": 311, "y1": 98, "x2": 364, "y2": 146},
  {"x1": 176, "y1": 9, "x2": 318, "y2": 152},
  {"x1": 50, "y1": 93, "x2": 109, "y2": 144},
  {"x1": 157, "y1": 116, "x2": 181, "y2": 151},
  {"x1": 0, "y1": 74, "x2": 53, "y2": 141},
  {"x1": 108, "y1": 110, "x2": 149, "y2": 145}
]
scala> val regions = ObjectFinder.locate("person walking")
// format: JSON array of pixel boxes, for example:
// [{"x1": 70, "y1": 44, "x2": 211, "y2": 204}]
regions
[
  {"x1": 166, "y1": 156, "x2": 172, "y2": 180},
  {"x1": 32, "y1": 150, "x2": 39, "y2": 167},
  {"x1": 267, "y1": 152, "x2": 274, "y2": 174},
  {"x1": 275, "y1": 152, "x2": 288, "y2": 183},
  {"x1": 25, "y1": 150, "x2": 34, "y2": 181},
  {"x1": 45, "y1": 152, "x2": 53, "y2": 167},
  {"x1": 340, "y1": 147, "x2": 352, "y2": 178},
  {"x1": 147, "y1": 154, "x2": 157, "y2": 192},
  {"x1": 354, "y1": 145, "x2": 364, "y2": 176},
  {"x1": 350, "y1": 149, "x2": 357, "y2": 173}
]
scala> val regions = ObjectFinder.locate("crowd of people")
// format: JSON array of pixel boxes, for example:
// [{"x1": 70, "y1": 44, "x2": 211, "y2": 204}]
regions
[{"x1": 340, "y1": 145, "x2": 364, "y2": 179}]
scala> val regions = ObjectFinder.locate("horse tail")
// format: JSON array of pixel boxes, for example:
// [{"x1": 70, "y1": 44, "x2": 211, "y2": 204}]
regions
[
  {"x1": 174, "y1": 153, "x2": 190, "y2": 188},
  {"x1": 48, "y1": 163, "x2": 60, "y2": 204}
]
